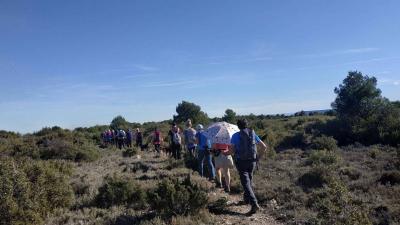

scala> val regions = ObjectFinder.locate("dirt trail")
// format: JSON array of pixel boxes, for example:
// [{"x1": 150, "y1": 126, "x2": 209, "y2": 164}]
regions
[{"x1": 208, "y1": 188, "x2": 282, "y2": 225}]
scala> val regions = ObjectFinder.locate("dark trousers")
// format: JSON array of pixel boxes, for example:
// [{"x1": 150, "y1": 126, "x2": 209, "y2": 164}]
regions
[
  {"x1": 117, "y1": 139, "x2": 125, "y2": 149},
  {"x1": 236, "y1": 160, "x2": 258, "y2": 206},
  {"x1": 154, "y1": 144, "x2": 161, "y2": 153},
  {"x1": 136, "y1": 140, "x2": 143, "y2": 149},
  {"x1": 172, "y1": 143, "x2": 181, "y2": 159},
  {"x1": 126, "y1": 139, "x2": 132, "y2": 148},
  {"x1": 187, "y1": 146, "x2": 196, "y2": 157}
]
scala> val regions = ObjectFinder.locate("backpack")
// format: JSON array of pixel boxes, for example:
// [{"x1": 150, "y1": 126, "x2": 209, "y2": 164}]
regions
[
  {"x1": 185, "y1": 128, "x2": 196, "y2": 145},
  {"x1": 238, "y1": 129, "x2": 257, "y2": 160},
  {"x1": 118, "y1": 130, "x2": 126, "y2": 139},
  {"x1": 172, "y1": 132, "x2": 181, "y2": 145}
]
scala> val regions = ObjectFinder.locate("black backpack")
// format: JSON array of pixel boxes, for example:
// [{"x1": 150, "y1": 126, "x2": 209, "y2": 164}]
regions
[{"x1": 238, "y1": 129, "x2": 257, "y2": 160}]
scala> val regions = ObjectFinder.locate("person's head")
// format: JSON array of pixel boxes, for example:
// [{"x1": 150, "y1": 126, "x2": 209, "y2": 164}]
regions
[
  {"x1": 237, "y1": 119, "x2": 248, "y2": 130},
  {"x1": 171, "y1": 122, "x2": 177, "y2": 129},
  {"x1": 186, "y1": 119, "x2": 192, "y2": 128},
  {"x1": 154, "y1": 127, "x2": 159, "y2": 132},
  {"x1": 136, "y1": 128, "x2": 140, "y2": 132},
  {"x1": 196, "y1": 124, "x2": 204, "y2": 131}
]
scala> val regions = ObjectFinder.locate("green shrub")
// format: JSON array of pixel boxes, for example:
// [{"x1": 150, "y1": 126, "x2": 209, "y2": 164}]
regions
[
  {"x1": 306, "y1": 150, "x2": 340, "y2": 166},
  {"x1": 0, "y1": 157, "x2": 73, "y2": 225},
  {"x1": 310, "y1": 135, "x2": 338, "y2": 151},
  {"x1": 166, "y1": 158, "x2": 185, "y2": 170},
  {"x1": 95, "y1": 175, "x2": 146, "y2": 209},
  {"x1": 297, "y1": 166, "x2": 332, "y2": 191},
  {"x1": 308, "y1": 179, "x2": 372, "y2": 225},
  {"x1": 123, "y1": 148, "x2": 138, "y2": 157},
  {"x1": 38, "y1": 139, "x2": 99, "y2": 162},
  {"x1": 339, "y1": 167, "x2": 361, "y2": 180},
  {"x1": 368, "y1": 148, "x2": 379, "y2": 159},
  {"x1": 149, "y1": 176, "x2": 208, "y2": 219},
  {"x1": 378, "y1": 171, "x2": 400, "y2": 185}
]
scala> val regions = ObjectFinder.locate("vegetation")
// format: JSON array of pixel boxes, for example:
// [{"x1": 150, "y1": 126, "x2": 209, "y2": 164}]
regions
[
  {"x1": 0, "y1": 71, "x2": 399, "y2": 224},
  {"x1": 173, "y1": 101, "x2": 209, "y2": 125},
  {"x1": 0, "y1": 157, "x2": 73, "y2": 225}
]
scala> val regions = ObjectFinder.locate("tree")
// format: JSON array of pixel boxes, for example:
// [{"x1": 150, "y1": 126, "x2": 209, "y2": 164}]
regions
[
  {"x1": 110, "y1": 116, "x2": 129, "y2": 130},
  {"x1": 222, "y1": 109, "x2": 236, "y2": 123},
  {"x1": 331, "y1": 71, "x2": 400, "y2": 145},
  {"x1": 332, "y1": 71, "x2": 382, "y2": 120},
  {"x1": 173, "y1": 101, "x2": 209, "y2": 125}
]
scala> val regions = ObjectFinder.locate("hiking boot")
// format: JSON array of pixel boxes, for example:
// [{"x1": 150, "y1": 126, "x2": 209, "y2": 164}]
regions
[
  {"x1": 224, "y1": 187, "x2": 230, "y2": 193},
  {"x1": 236, "y1": 199, "x2": 250, "y2": 206},
  {"x1": 246, "y1": 204, "x2": 261, "y2": 216}
]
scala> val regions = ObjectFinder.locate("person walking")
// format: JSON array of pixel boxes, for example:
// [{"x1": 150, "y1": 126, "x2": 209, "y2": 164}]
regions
[
  {"x1": 135, "y1": 128, "x2": 143, "y2": 150},
  {"x1": 152, "y1": 127, "x2": 163, "y2": 154},
  {"x1": 212, "y1": 143, "x2": 234, "y2": 193},
  {"x1": 196, "y1": 124, "x2": 216, "y2": 181},
  {"x1": 117, "y1": 129, "x2": 126, "y2": 149},
  {"x1": 168, "y1": 123, "x2": 182, "y2": 159},
  {"x1": 126, "y1": 129, "x2": 133, "y2": 148},
  {"x1": 230, "y1": 119, "x2": 267, "y2": 215},
  {"x1": 183, "y1": 119, "x2": 197, "y2": 158}
]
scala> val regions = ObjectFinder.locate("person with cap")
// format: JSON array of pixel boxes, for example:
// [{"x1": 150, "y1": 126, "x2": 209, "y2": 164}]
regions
[
  {"x1": 196, "y1": 124, "x2": 216, "y2": 181},
  {"x1": 183, "y1": 119, "x2": 197, "y2": 158},
  {"x1": 229, "y1": 118, "x2": 267, "y2": 216}
]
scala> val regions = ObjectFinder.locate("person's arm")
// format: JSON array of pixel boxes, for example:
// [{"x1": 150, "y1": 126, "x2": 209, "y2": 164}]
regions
[
  {"x1": 227, "y1": 144, "x2": 235, "y2": 155},
  {"x1": 252, "y1": 132, "x2": 267, "y2": 157}
]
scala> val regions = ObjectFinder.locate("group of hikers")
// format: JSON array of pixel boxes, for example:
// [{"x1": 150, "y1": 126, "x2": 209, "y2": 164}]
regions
[
  {"x1": 101, "y1": 128, "x2": 145, "y2": 150},
  {"x1": 101, "y1": 118, "x2": 267, "y2": 215}
]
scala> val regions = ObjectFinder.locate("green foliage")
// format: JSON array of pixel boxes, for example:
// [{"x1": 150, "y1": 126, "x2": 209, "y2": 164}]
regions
[
  {"x1": 110, "y1": 115, "x2": 130, "y2": 130},
  {"x1": 0, "y1": 157, "x2": 73, "y2": 225},
  {"x1": 222, "y1": 109, "x2": 236, "y2": 124},
  {"x1": 149, "y1": 176, "x2": 208, "y2": 218},
  {"x1": 339, "y1": 167, "x2": 361, "y2": 180},
  {"x1": 123, "y1": 148, "x2": 138, "y2": 157},
  {"x1": 378, "y1": 171, "x2": 400, "y2": 186},
  {"x1": 310, "y1": 135, "x2": 338, "y2": 151},
  {"x1": 308, "y1": 179, "x2": 372, "y2": 225},
  {"x1": 173, "y1": 101, "x2": 209, "y2": 125},
  {"x1": 38, "y1": 139, "x2": 99, "y2": 162},
  {"x1": 95, "y1": 175, "x2": 147, "y2": 209},
  {"x1": 306, "y1": 150, "x2": 340, "y2": 166},
  {"x1": 297, "y1": 166, "x2": 332, "y2": 191},
  {"x1": 331, "y1": 71, "x2": 400, "y2": 146}
]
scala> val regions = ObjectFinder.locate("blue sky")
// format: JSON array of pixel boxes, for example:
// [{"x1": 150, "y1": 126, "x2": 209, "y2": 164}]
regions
[{"x1": 1, "y1": 0, "x2": 399, "y2": 133}]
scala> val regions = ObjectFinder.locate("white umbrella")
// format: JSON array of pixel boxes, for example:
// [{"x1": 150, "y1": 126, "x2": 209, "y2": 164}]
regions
[{"x1": 203, "y1": 122, "x2": 239, "y2": 145}]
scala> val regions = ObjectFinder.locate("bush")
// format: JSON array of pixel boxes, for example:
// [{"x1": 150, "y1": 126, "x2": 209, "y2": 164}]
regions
[
  {"x1": 0, "y1": 157, "x2": 73, "y2": 225},
  {"x1": 95, "y1": 175, "x2": 147, "y2": 209},
  {"x1": 123, "y1": 148, "x2": 138, "y2": 157},
  {"x1": 378, "y1": 171, "x2": 400, "y2": 185},
  {"x1": 339, "y1": 167, "x2": 361, "y2": 180},
  {"x1": 297, "y1": 166, "x2": 332, "y2": 191},
  {"x1": 149, "y1": 176, "x2": 208, "y2": 219},
  {"x1": 306, "y1": 150, "x2": 340, "y2": 166},
  {"x1": 308, "y1": 180, "x2": 372, "y2": 225},
  {"x1": 38, "y1": 139, "x2": 99, "y2": 162},
  {"x1": 310, "y1": 135, "x2": 338, "y2": 151}
]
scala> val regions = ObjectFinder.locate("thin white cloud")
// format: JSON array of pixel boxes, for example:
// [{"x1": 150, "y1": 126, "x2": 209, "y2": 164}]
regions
[
  {"x1": 206, "y1": 56, "x2": 273, "y2": 65},
  {"x1": 300, "y1": 47, "x2": 380, "y2": 58},
  {"x1": 380, "y1": 78, "x2": 400, "y2": 86},
  {"x1": 141, "y1": 80, "x2": 196, "y2": 88},
  {"x1": 131, "y1": 64, "x2": 159, "y2": 72}
]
